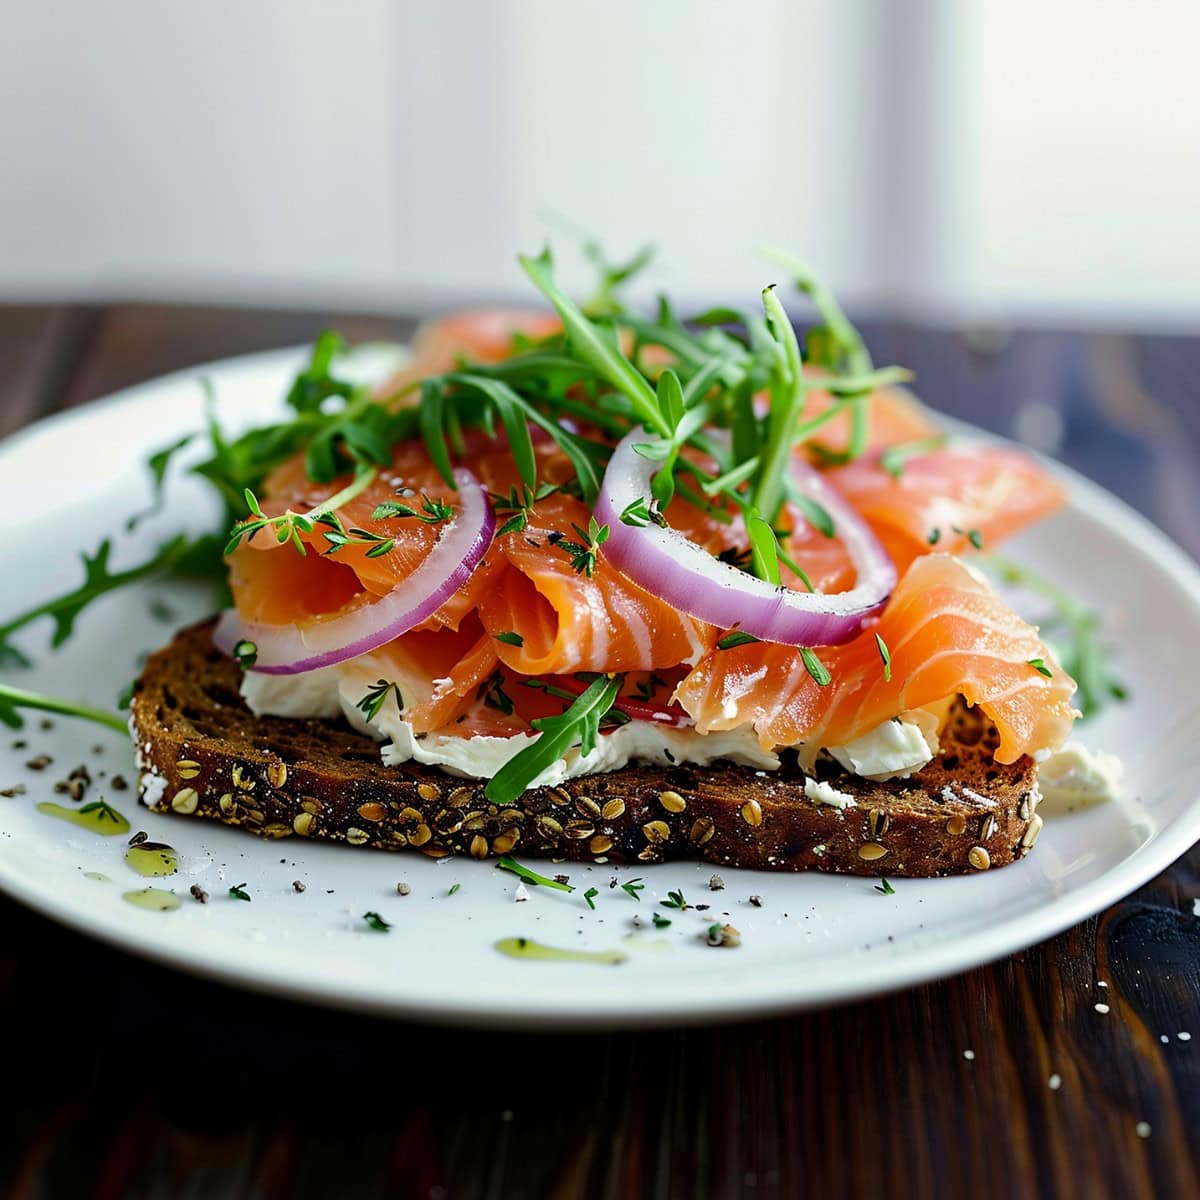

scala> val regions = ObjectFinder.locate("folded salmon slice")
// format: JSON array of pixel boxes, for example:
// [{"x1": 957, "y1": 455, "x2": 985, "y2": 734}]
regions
[
  {"x1": 673, "y1": 554, "x2": 1078, "y2": 763},
  {"x1": 830, "y1": 448, "x2": 1065, "y2": 571}
]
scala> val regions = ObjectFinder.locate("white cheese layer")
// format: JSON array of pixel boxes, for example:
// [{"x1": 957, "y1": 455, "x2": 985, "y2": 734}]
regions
[
  {"x1": 241, "y1": 663, "x2": 938, "y2": 787},
  {"x1": 1036, "y1": 742, "x2": 1123, "y2": 810}
]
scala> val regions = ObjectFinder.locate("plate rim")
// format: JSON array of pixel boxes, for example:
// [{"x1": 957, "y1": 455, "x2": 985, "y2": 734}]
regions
[{"x1": 1, "y1": 344, "x2": 1198, "y2": 1030}]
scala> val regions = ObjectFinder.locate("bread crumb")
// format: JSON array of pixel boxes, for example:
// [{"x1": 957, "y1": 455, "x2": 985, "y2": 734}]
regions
[
  {"x1": 396, "y1": 881, "x2": 411, "y2": 896},
  {"x1": 709, "y1": 874, "x2": 725, "y2": 891}
]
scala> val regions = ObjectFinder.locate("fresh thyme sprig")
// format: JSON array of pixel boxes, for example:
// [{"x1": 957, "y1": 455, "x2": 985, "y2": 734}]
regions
[
  {"x1": 355, "y1": 679, "x2": 404, "y2": 723},
  {"x1": 555, "y1": 517, "x2": 611, "y2": 577}
]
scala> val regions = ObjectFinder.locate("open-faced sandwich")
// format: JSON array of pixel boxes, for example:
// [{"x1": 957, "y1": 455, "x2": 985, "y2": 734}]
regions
[
  {"x1": 118, "y1": 248, "x2": 1094, "y2": 878},
  {"x1": 3, "y1": 246, "x2": 1114, "y2": 876}
]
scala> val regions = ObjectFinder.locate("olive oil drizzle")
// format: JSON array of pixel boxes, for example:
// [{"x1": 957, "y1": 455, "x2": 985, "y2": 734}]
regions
[{"x1": 494, "y1": 936, "x2": 627, "y2": 965}]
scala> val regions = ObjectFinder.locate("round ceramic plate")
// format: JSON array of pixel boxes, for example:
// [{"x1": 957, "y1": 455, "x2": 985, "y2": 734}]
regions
[{"x1": 0, "y1": 347, "x2": 1197, "y2": 1030}]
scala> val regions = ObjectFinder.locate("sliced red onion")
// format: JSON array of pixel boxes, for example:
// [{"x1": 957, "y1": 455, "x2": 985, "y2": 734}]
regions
[
  {"x1": 213, "y1": 468, "x2": 494, "y2": 675},
  {"x1": 594, "y1": 429, "x2": 896, "y2": 647}
]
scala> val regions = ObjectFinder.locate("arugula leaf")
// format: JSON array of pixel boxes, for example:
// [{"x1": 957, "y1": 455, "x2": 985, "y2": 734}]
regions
[
  {"x1": 519, "y1": 247, "x2": 667, "y2": 437},
  {"x1": 485, "y1": 674, "x2": 622, "y2": 805},
  {"x1": 0, "y1": 683, "x2": 129, "y2": 734},
  {"x1": 746, "y1": 511, "x2": 782, "y2": 586},
  {"x1": 496, "y1": 856, "x2": 575, "y2": 892},
  {"x1": 0, "y1": 536, "x2": 191, "y2": 668},
  {"x1": 286, "y1": 330, "x2": 355, "y2": 414}
]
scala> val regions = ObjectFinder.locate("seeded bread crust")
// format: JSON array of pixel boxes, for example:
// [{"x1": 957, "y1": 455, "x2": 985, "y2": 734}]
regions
[{"x1": 129, "y1": 621, "x2": 1045, "y2": 877}]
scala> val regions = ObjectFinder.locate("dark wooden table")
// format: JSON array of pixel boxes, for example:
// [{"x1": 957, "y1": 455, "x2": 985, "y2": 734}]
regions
[{"x1": 2, "y1": 303, "x2": 1198, "y2": 1199}]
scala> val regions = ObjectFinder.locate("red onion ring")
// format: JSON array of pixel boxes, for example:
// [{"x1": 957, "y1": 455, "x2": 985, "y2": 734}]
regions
[
  {"x1": 594, "y1": 429, "x2": 896, "y2": 647},
  {"x1": 214, "y1": 467, "x2": 494, "y2": 675}
]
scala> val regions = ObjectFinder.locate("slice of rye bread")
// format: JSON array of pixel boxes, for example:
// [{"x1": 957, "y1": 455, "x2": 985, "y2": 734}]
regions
[{"x1": 129, "y1": 621, "x2": 1046, "y2": 877}]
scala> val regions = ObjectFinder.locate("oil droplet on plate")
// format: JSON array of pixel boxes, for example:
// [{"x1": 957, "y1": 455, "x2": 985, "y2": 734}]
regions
[
  {"x1": 122, "y1": 887, "x2": 181, "y2": 912},
  {"x1": 36, "y1": 801, "x2": 130, "y2": 837},
  {"x1": 124, "y1": 842, "x2": 178, "y2": 877},
  {"x1": 494, "y1": 937, "x2": 627, "y2": 965}
]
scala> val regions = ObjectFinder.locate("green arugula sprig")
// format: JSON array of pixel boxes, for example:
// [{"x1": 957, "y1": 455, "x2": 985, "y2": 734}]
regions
[
  {"x1": 0, "y1": 684, "x2": 128, "y2": 734},
  {"x1": 485, "y1": 674, "x2": 622, "y2": 805},
  {"x1": 985, "y1": 556, "x2": 1127, "y2": 718},
  {"x1": 0, "y1": 537, "x2": 192, "y2": 668},
  {"x1": 496, "y1": 856, "x2": 575, "y2": 892}
]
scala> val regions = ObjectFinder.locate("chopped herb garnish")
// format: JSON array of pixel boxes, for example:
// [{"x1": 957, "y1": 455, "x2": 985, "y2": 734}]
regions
[
  {"x1": 584, "y1": 887, "x2": 599, "y2": 910},
  {"x1": 660, "y1": 889, "x2": 689, "y2": 911},
  {"x1": 801, "y1": 647, "x2": 832, "y2": 687},
  {"x1": 621, "y1": 878, "x2": 645, "y2": 901},
  {"x1": 481, "y1": 670, "x2": 515, "y2": 715},
  {"x1": 356, "y1": 679, "x2": 404, "y2": 723},
  {"x1": 233, "y1": 639, "x2": 258, "y2": 669},
  {"x1": 78, "y1": 799, "x2": 122, "y2": 825},
  {"x1": 652, "y1": 912, "x2": 672, "y2": 929},
  {"x1": 493, "y1": 631, "x2": 524, "y2": 647},
  {"x1": 229, "y1": 883, "x2": 251, "y2": 902},
  {"x1": 496, "y1": 856, "x2": 575, "y2": 892},
  {"x1": 717, "y1": 630, "x2": 761, "y2": 650},
  {"x1": 874, "y1": 878, "x2": 896, "y2": 895},
  {"x1": 1028, "y1": 658, "x2": 1053, "y2": 678},
  {"x1": 363, "y1": 910, "x2": 391, "y2": 931},
  {"x1": 447, "y1": 883, "x2": 461, "y2": 897},
  {"x1": 952, "y1": 525, "x2": 984, "y2": 550},
  {"x1": 927, "y1": 528, "x2": 941, "y2": 545},
  {"x1": 875, "y1": 633, "x2": 892, "y2": 682}
]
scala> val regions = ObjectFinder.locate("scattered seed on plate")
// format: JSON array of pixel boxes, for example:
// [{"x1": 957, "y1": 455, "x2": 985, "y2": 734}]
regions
[
  {"x1": 1136, "y1": 1122, "x2": 1151, "y2": 1139},
  {"x1": 111, "y1": 775, "x2": 128, "y2": 791},
  {"x1": 189, "y1": 884, "x2": 209, "y2": 904},
  {"x1": 25, "y1": 756, "x2": 51, "y2": 771},
  {"x1": 1095, "y1": 1003, "x2": 1110, "y2": 1014},
  {"x1": 709, "y1": 874, "x2": 725, "y2": 891},
  {"x1": 1179, "y1": 1032, "x2": 1192, "y2": 1041},
  {"x1": 0, "y1": 784, "x2": 26, "y2": 798},
  {"x1": 128, "y1": 830, "x2": 148, "y2": 846},
  {"x1": 396, "y1": 881, "x2": 411, "y2": 896},
  {"x1": 749, "y1": 895, "x2": 763, "y2": 908},
  {"x1": 963, "y1": 1050, "x2": 976, "y2": 1061},
  {"x1": 292, "y1": 880, "x2": 306, "y2": 893},
  {"x1": 1048, "y1": 1074, "x2": 1062, "y2": 1090}
]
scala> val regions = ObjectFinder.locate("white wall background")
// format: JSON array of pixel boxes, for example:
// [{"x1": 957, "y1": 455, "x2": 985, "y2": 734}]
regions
[{"x1": 2, "y1": 0, "x2": 1198, "y2": 325}]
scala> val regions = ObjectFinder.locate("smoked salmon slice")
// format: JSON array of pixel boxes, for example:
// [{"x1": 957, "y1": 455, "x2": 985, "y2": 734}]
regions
[
  {"x1": 672, "y1": 554, "x2": 1078, "y2": 763},
  {"x1": 829, "y1": 448, "x2": 1066, "y2": 571}
]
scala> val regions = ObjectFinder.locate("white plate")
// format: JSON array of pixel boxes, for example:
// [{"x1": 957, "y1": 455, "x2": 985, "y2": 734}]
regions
[{"x1": 0, "y1": 348, "x2": 1197, "y2": 1029}]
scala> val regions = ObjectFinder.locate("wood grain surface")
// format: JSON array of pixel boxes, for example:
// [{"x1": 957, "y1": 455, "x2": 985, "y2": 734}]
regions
[{"x1": 0, "y1": 303, "x2": 1197, "y2": 1200}]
